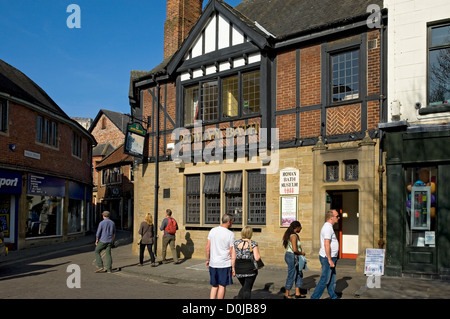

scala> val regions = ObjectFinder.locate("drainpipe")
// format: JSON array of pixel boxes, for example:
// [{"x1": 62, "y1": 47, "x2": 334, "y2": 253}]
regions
[
  {"x1": 153, "y1": 82, "x2": 161, "y2": 256},
  {"x1": 378, "y1": 18, "x2": 385, "y2": 249}
]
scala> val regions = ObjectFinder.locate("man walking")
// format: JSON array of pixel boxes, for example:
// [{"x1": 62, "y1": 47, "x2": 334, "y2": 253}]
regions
[
  {"x1": 206, "y1": 213, "x2": 236, "y2": 299},
  {"x1": 159, "y1": 209, "x2": 180, "y2": 264},
  {"x1": 94, "y1": 211, "x2": 116, "y2": 273},
  {"x1": 310, "y1": 209, "x2": 340, "y2": 299}
]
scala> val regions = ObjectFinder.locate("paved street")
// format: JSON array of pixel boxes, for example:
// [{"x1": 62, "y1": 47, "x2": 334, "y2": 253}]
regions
[{"x1": 0, "y1": 240, "x2": 211, "y2": 299}]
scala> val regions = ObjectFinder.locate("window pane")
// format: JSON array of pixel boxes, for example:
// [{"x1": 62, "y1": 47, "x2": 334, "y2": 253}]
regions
[
  {"x1": 243, "y1": 71, "x2": 260, "y2": 115},
  {"x1": 202, "y1": 81, "x2": 218, "y2": 122},
  {"x1": 184, "y1": 86, "x2": 199, "y2": 126},
  {"x1": 186, "y1": 175, "x2": 200, "y2": 224},
  {"x1": 222, "y1": 76, "x2": 239, "y2": 117},
  {"x1": 431, "y1": 25, "x2": 450, "y2": 47},
  {"x1": 332, "y1": 50, "x2": 359, "y2": 102},
  {"x1": 429, "y1": 48, "x2": 450, "y2": 105},
  {"x1": 248, "y1": 170, "x2": 266, "y2": 225}
]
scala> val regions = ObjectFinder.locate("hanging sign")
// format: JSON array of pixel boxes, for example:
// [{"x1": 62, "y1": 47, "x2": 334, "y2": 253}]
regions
[{"x1": 124, "y1": 123, "x2": 146, "y2": 157}]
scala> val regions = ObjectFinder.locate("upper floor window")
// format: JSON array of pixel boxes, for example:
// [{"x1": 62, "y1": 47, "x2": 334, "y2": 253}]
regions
[
  {"x1": 36, "y1": 116, "x2": 58, "y2": 147},
  {"x1": 0, "y1": 98, "x2": 8, "y2": 132},
  {"x1": 428, "y1": 23, "x2": 450, "y2": 106},
  {"x1": 331, "y1": 49, "x2": 360, "y2": 102},
  {"x1": 72, "y1": 132, "x2": 82, "y2": 158},
  {"x1": 183, "y1": 70, "x2": 260, "y2": 126}
]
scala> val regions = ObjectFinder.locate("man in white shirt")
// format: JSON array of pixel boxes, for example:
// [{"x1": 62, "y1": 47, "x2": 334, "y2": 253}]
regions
[
  {"x1": 311, "y1": 209, "x2": 340, "y2": 299},
  {"x1": 206, "y1": 213, "x2": 236, "y2": 299}
]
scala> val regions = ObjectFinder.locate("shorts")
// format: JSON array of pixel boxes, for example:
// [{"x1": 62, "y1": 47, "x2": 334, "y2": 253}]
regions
[{"x1": 209, "y1": 266, "x2": 233, "y2": 287}]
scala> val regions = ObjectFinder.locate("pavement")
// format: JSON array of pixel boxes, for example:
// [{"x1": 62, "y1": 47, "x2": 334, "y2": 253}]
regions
[{"x1": 1, "y1": 230, "x2": 449, "y2": 300}]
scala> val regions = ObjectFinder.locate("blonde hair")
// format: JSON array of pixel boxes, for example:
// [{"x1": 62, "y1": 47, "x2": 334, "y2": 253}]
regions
[
  {"x1": 241, "y1": 226, "x2": 253, "y2": 240},
  {"x1": 144, "y1": 213, "x2": 153, "y2": 226}
]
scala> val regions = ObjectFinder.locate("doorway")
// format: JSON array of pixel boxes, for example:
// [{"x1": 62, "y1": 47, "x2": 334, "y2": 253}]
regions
[{"x1": 326, "y1": 190, "x2": 359, "y2": 259}]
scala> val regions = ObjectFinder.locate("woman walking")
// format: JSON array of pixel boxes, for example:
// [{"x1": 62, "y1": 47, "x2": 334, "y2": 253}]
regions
[
  {"x1": 138, "y1": 213, "x2": 156, "y2": 267},
  {"x1": 233, "y1": 226, "x2": 261, "y2": 299},
  {"x1": 282, "y1": 220, "x2": 306, "y2": 299}
]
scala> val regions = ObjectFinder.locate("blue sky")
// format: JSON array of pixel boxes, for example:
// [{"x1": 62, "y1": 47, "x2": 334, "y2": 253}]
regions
[{"x1": 0, "y1": 0, "x2": 242, "y2": 119}]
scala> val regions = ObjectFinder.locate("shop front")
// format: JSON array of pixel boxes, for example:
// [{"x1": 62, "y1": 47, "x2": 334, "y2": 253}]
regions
[
  {"x1": 0, "y1": 170, "x2": 21, "y2": 250},
  {"x1": 384, "y1": 123, "x2": 450, "y2": 277}
]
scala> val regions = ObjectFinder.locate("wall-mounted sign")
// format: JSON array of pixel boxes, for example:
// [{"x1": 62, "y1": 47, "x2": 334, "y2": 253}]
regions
[
  {"x1": 124, "y1": 123, "x2": 146, "y2": 157},
  {"x1": 280, "y1": 168, "x2": 299, "y2": 195},
  {"x1": 280, "y1": 196, "x2": 297, "y2": 227},
  {"x1": 27, "y1": 174, "x2": 65, "y2": 197},
  {"x1": 0, "y1": 170, "x2": 22, "y2": 194}
]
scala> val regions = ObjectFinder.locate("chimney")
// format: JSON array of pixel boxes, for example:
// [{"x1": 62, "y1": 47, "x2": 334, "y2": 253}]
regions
[{"x1": 164, "y1": 0, "x2": 203, "y2": 60}]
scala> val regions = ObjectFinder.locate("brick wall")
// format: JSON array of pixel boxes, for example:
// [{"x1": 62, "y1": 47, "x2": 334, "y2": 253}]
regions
[
  {"x1": 90, "y1": 114, "x2": 124, "y2": 148},
  {"x1": 164, "y1": 0, "x2": 203, "y2": 60},
  {"x1": 0, "y1": 101, "x2": 92, "y2": 184}
]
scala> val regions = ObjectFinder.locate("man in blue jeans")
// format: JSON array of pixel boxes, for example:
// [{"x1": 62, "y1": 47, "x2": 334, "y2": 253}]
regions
[
  {"x1": 94, "y1": 211, "x2": 116, "y2": 273},
  {"x1": 311, "y1": 209, "x2": 340, "y2": 299}
]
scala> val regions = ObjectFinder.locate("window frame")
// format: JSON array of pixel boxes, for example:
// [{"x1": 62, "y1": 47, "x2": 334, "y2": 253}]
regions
[
  {"x1": 0, "y1": 98, "x2": 8, "y2": 132},
  {"x1": 427, "y1": 21, "x2": 450, "y2": 107},
  {"x1": 36, "y1": 115, "x2": 58, "y2": 147},
  {"x1": 329, "y1": 47, "x2": 361, "y2": 104},
  {"x1": 182, "y1": 68, "x2": 261, "y2": 127}
]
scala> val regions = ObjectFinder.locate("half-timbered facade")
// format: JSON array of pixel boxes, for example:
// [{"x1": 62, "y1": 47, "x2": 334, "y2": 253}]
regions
[{"x1": 129, "y1": 0, "x2": 386, "y2": 270}]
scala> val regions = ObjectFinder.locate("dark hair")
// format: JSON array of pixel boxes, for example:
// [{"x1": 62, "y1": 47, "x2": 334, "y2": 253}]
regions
[{"x1": 282, "y1": 221, "x2": 301, "y2": 249}]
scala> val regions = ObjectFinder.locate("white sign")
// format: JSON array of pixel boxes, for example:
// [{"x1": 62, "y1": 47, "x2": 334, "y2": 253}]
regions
[
  {"x1": 364, "y1": 248, "x2": 385, "y2": 275},
  {"x1": 280, "y1": 168, "x2": 299, "y2": 195},
  {"x1": 24, "y1": 150, "x2": 41, "y2": 160}
]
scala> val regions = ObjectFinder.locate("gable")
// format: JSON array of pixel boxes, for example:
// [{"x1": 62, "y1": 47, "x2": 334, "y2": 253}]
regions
[{"x1": 167, "y1": 0, "x2": 269, "y2": 77}]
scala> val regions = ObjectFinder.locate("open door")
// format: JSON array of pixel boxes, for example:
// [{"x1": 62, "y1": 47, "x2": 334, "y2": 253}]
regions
[{"x1": 326, "y1": 190, "x2": 359, "y2": 259}]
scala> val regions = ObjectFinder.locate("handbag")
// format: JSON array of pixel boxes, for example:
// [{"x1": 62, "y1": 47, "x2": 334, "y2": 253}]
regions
[{"x1": 247, "y1": 240, "x2": 264, "y2": 270}]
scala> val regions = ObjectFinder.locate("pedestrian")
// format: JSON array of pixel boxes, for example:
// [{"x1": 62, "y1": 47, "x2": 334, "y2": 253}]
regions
[
  {"x1": 282, "y1": 220, "x2": 306, "y2": 299},
  {"x1": 206, "y1": 213, "x2": 236, "y2": 299},
  {"x1": 310, "y1": 209, "x2": 340, "y2": 299},
  {"x1": 159, "y1": 209, "x2": 180, "y2": 264},
  {"x1": 233, "y1": 226, "x2": 261, "y2": 299},
  {"x1": 138, "y1": 213, "x2": 156, "y2": 267},
  {"x1": 94, "y1": 211, "x2": 116, "y2": 273}
]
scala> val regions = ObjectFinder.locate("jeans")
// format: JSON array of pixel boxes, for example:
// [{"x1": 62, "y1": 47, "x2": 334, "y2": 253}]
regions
[
  {"x1": 284, "y1": 252, "x2": 303, "y2": 290},
  {"x1": 139, "y1": 243, "x2": 155, "y2": 264},
  {"x1": 95, "y1": 241, "x2": 113, "y2": 271},
  {"x1": 310, "y1": 255, "x2": 338, "y2": 299}
]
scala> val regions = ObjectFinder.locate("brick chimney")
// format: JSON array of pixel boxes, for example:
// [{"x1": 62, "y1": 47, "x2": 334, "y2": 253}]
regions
[{"x1": 164, "y1": 0, "x2": 203, "y2": 60}]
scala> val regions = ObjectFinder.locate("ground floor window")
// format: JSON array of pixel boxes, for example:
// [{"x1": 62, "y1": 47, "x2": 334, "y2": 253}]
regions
[
  {"x1": 68, "y1": 199, "x2": 83, "y2": 233},
  {"x1": 405, "y1": 166, "x2": 437, "y2": 247},
  {"x1": 185, "y1": 169, "x2": 266, "y2": 226},
  {"x1": 26, "y1": 196, "x2": 63, "y2": 238}
]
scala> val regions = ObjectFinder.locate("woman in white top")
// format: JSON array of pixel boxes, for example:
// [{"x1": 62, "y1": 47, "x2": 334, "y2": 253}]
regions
[{"x1": 282, "y1": 221, "x2": 306, "y2": 299}]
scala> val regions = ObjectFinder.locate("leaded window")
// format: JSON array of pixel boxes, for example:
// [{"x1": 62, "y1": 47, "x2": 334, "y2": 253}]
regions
[{"x1": 248, "y1": 170, "x2": 266, "y2": 225}]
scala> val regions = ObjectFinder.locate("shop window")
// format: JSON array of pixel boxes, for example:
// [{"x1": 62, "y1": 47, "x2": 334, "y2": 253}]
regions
[
  {"x1": 0, "y1": 98, "x2": 8, "y2": 132},
  {"x1": 248, "y1": 170, "x2": 266, "y2": 225},
  {"x1": 428, "y1": 22, "x2": 450, "y2": 107},
  {"x1": 204, "y1": 173, "x2": 221, "y2": 224},
  {"x1": 224, "y1": 172, "x2": 242, "y2": 223},
  {"x1": 331, "y1": 49, "x2": 360, "y2": 102},
  {"x1": 405, "y1": 167, "x2": 437, "y2": 247},
  {"x1": 68, "y1": 199, "x2": 83, "y2": 233},
  {"x1": 344, "y1": 160, "x2": 359, "y2": 181},
  {"x1": 325, "y1": 161, "x2": 339, "y2": 182},
  {"x1": 186, "y1": 175, "x2": 200, "y2": 224},
  {"x1": 26, "y1": 196, "x2": 63, "y2": 238}
]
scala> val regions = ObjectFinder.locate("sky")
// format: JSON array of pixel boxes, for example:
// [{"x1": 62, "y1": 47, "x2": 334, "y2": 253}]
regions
[{"x1": 0, "y1": 0, "x2": 242, "y2": 119}]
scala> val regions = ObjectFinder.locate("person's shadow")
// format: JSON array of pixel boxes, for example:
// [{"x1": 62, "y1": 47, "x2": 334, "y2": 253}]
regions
[{"x1": 177, "y1": 232, "x2": 194, "y2": 261}]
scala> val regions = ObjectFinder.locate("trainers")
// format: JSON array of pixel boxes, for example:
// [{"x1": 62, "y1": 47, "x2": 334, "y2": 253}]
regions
[{"x1": 95, "y1": 267, "x2": 106, "y2": 273}]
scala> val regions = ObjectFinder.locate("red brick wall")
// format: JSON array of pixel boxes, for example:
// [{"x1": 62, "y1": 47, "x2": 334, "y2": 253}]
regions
[
  {"x1": 90, "y1": 114, "x2": 124, "y2": 148},
  {"x1": 300, "y1": 45, "x2": 321, "y2": 107},
  {"x1": 0, "y1": 101, "x2": 92, "y2": 184},
  {"x1": 164, "y1": 0, "x2": 203, "y2": 60}
]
